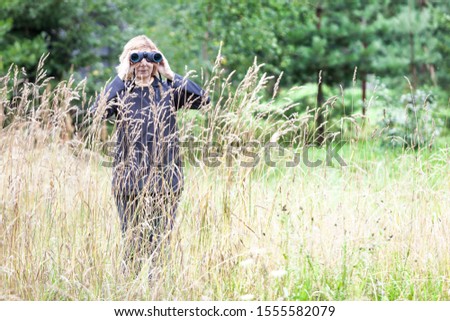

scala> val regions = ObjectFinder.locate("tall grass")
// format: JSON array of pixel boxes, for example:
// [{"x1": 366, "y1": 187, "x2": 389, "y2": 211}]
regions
[{"x1": 1, "y1": 58, "x2": 449, "y2": 300}]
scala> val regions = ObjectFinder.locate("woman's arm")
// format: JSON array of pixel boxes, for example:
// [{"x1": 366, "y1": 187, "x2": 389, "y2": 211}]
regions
[
  {"x1": 89, "y1": 76, "x2": 125, "y2": 119},
  {"x1": 157, "y1": 54, "x2": 210, "y2": 110},
  {"x1": 168, "y1": 73, "x2": 210, "y2": 110}
]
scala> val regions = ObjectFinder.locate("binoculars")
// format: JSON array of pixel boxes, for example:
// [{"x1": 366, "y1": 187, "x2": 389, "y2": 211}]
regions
[{"x1": 130, "y1": 51, "x2": 163, "y2": 64}]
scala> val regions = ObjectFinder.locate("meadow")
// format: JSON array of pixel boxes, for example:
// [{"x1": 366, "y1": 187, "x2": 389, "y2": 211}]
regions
[{"x1": 1, "y1": 62, "x2": 449, "y2": 300}]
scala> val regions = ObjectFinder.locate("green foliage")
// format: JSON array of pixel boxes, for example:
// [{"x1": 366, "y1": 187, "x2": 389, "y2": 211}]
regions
[
  {"x1": 0, "y1": 0, "x2": 136, "y2": 82},
  {"x1": 0, "y1": 0, "x2": 448, "y2": 143},
  {"x1": 138, "y1": 0, "x2": 301, "y2": 85},
  {"x1": 379, "y1": 89, "x2": 441, "y2": 149},
  {"x1": 434, "y1": 6, "x2": 450, "y2": 90}
]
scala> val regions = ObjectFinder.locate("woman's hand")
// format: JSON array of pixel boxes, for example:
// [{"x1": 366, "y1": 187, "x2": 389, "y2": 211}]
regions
[{"x1": 157, "y1": 53, "x2": 175, "y2": 81}]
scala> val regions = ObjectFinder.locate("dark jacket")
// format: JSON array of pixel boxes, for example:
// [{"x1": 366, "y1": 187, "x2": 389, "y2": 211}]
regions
[{"x1": 90, "y1": 73, "x2": 209, "y2": 196}]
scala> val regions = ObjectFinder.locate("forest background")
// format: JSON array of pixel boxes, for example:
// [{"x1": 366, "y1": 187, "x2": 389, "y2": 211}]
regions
[{"x1": 1, "y1": 0, "x2": 450, "y2": 301}]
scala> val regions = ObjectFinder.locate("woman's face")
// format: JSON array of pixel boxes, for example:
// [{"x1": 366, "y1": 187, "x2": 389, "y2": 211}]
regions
[{"x1": 130, "y1": 48, "x2": 157, "y2": 80}]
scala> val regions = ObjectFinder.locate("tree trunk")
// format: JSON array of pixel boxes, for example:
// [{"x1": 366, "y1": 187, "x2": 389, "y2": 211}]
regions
[
  {"x1": 362, "y1": 41, "x2": 368, "y2": 116},
  {"x1": 316, "y1": 74, "x2": 325, "y2": 145},
  {"x1": 362, "y1": 73, "x2": 367, "y2": 116},
  {"x1": 408, "y1": 2, "x2": 417, "y2": 88},
  {"x1": 315, "y1": 5, "x2": 325, "y2": 145}
]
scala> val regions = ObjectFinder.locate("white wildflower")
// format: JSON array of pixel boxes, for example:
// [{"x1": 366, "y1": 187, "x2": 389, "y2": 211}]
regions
[
  {"x1": 270, "y1": 269, "x2": 287, "y2": 278},
  {"x1": 250, "y1": 247, "x2": 266, "y2": 257},
  {"x1": 239, "y1": 258, "x2": 254, "y2": 268},
  {"x1": 240, "y1": 294, "x2": 254, "y2": 301}
]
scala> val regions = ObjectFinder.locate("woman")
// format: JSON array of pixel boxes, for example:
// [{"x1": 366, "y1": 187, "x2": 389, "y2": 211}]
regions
[{"x1": 90, "y1": 35, "x2": 209, "y2": 268}]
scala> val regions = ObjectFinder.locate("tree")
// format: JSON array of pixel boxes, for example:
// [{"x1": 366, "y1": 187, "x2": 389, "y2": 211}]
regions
[{"x1": 0, "y1": 0, "x2": 135, "y2": 82}]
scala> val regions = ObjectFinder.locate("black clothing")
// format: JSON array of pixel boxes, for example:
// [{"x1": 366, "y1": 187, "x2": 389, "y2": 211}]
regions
[{"x1": 90, "y1": 74, "x2": 209, "y2": 196}]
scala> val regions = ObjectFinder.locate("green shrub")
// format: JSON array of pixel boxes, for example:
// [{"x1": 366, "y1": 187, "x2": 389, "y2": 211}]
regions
[{"x1": 380, "y1": 89, "x2": 441, "y2": 149}]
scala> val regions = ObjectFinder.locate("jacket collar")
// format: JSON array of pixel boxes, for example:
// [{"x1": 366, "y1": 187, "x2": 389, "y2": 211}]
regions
[{"x1": 126, "y1": 74, "x2": 162, "y2": 89}]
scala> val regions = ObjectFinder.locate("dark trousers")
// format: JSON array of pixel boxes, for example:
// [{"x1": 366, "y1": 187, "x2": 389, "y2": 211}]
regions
[{"x1": 115, "y1": 191, "x2": 180, "y2": 272}]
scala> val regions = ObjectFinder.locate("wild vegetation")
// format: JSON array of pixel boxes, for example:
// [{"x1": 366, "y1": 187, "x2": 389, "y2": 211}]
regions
[
  {"x1": 1, "y1": 56, "x2": 449, "y2": 300},
  {"x1": 0, "y1": 0, "x2": 449, "y2": 300}
]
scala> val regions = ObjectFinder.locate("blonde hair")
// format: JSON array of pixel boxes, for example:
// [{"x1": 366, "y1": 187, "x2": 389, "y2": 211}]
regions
[{"x1": 116, "y1": 35, "x2": 159, "y2": 80}]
